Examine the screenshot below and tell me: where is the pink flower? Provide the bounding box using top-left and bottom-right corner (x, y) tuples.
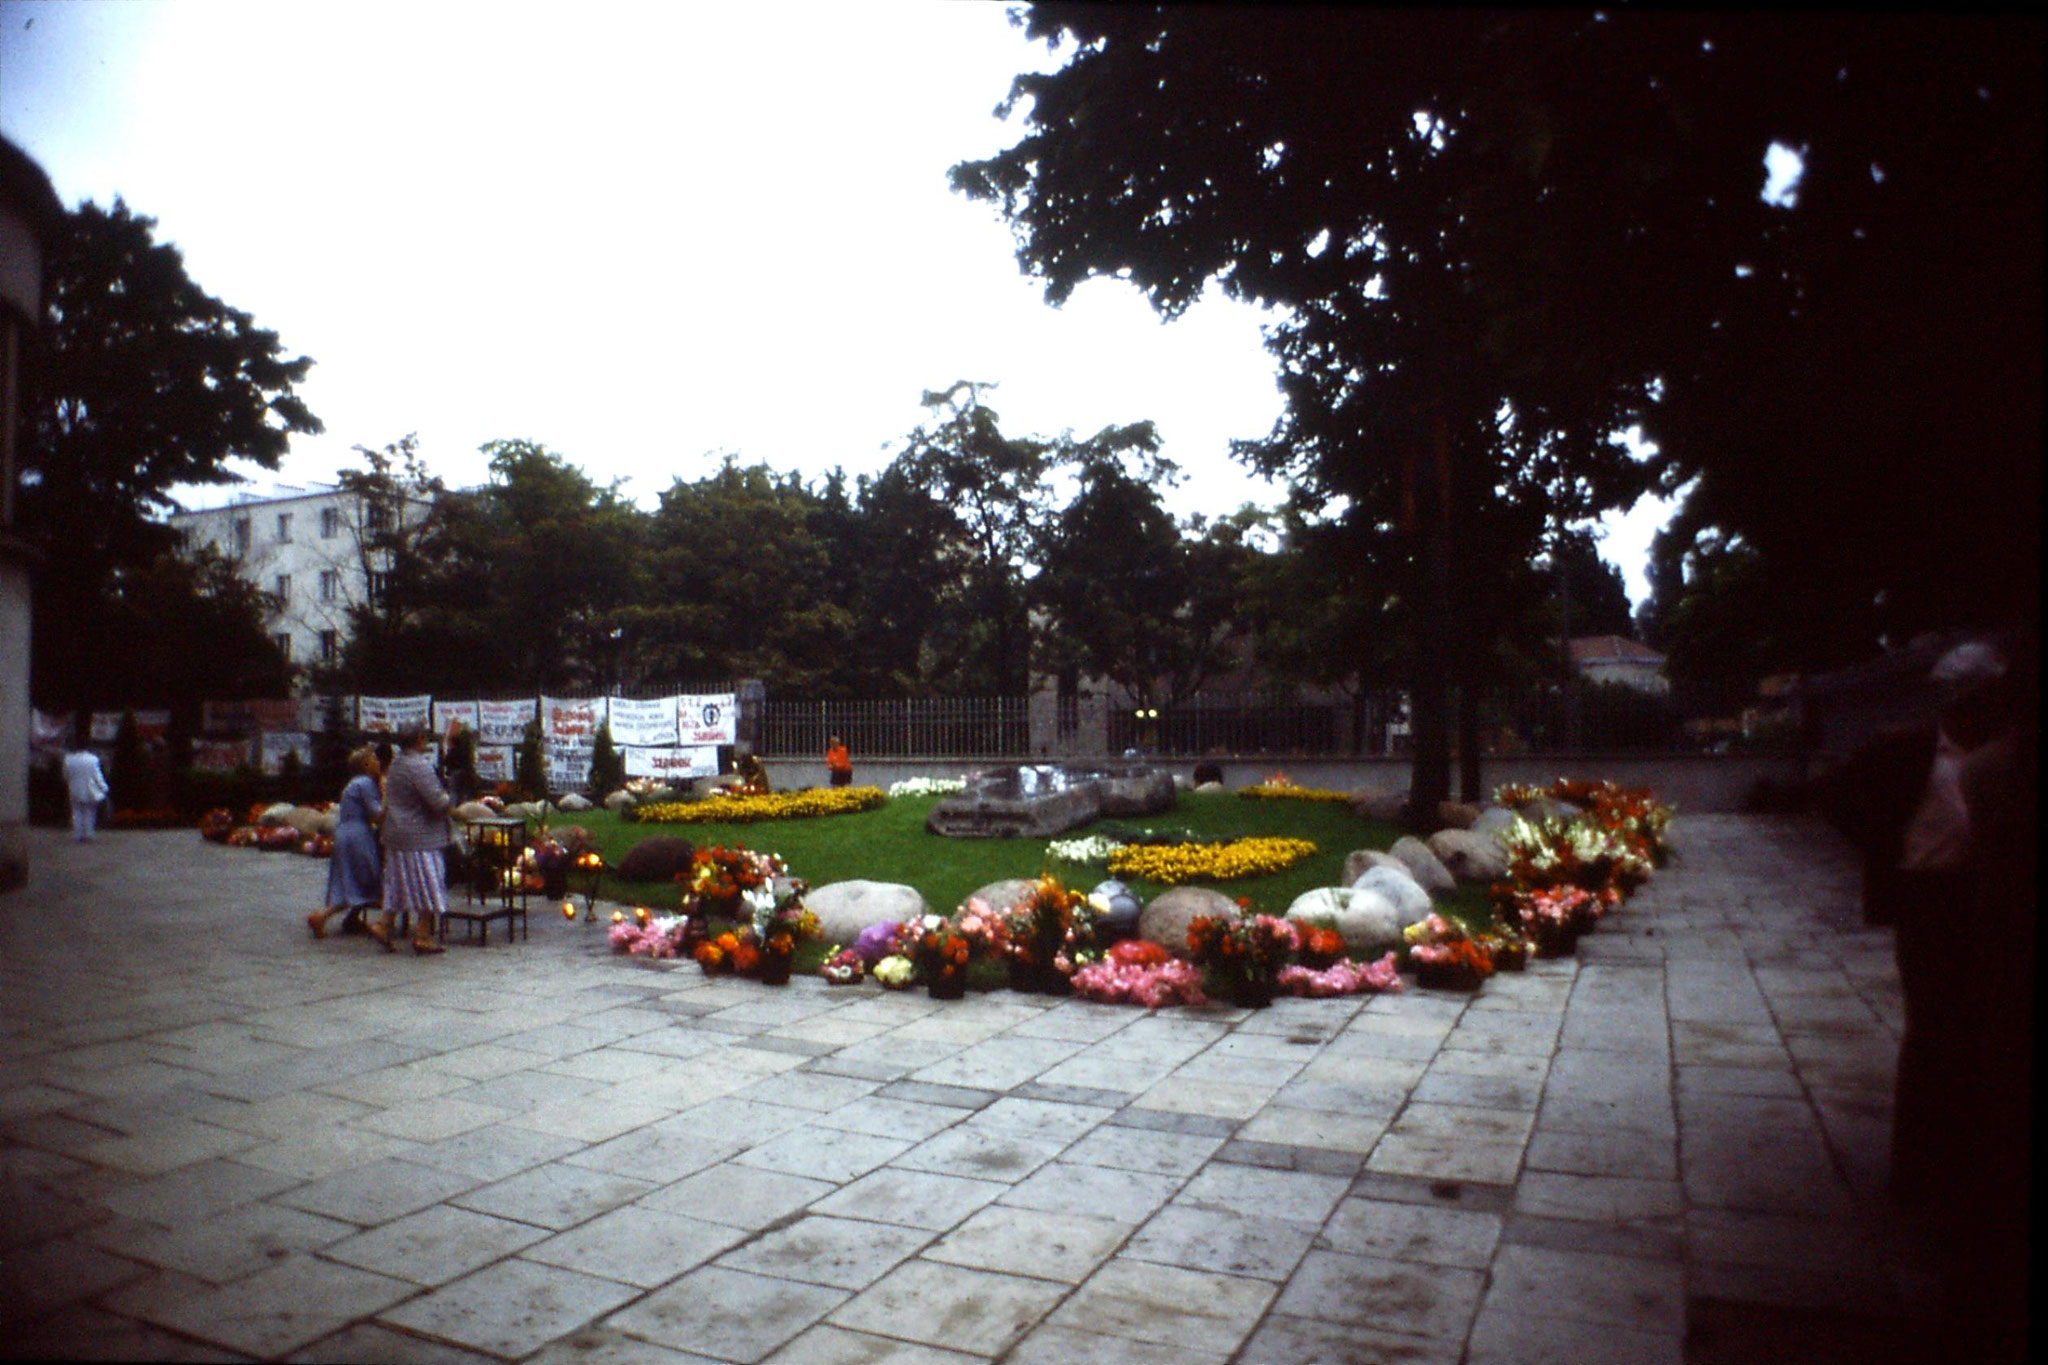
(1279, 952), (1404, 997)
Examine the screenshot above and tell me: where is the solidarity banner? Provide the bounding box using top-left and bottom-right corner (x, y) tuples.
(191, 738), (254, 773)
(476, 700), (532, 747)
(541, 697), (600, 746)
(677, 693), (737, 746)
(605, 696), (679, 747)
(473, 746), (514, 783)
(357, 695), (431, 735)
(259, 732), (313, 775)
(433, 700), (481, 743)
(545, 747), (592, 794)
(622, 745), (720, 781)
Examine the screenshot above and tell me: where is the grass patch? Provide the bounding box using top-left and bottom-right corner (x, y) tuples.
(538, 790), (1415, 920)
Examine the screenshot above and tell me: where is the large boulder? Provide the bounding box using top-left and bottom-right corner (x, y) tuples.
(1193, 781), (1226, 794)
(1138, 886), (1239, 959)
(1514, 795), (1584, 826)
(551, 825), (596, 857)
(617, 835), (696, 885)
(808, 880), (930, 948)
(1428, 829), (1510, 882)
(257, 802), (297, 827)
(966, 879), (1038, 916)
(1435, 801), (1482, 830)
(1348, 788), (1407, 823)
(556, 793), (595, 812)
(1387, 836), (1457, 894)
(1350, 864), (1433, 923)
(451, 800), (498, 825)
(602, 790), (636, 813)
(1340, 847), (1415, 885)
(1284, 885), (1407, 958)
(281, 806), (326, 837)
(1469, 805), (1519, 848)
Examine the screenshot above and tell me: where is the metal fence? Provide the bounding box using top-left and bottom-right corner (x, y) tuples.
(760, 697), (1031, 758)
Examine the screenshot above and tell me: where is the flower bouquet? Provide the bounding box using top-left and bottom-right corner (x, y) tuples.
(1498, 884), (1598, 957)
(999, 877), (1103, 994)
(1186, 904), (1299, 1008)
(909, 912), (974, 999)
(740, 873), (817, 986)
(1278, 952), (1404, 997)
(518, 836), (570, 896)
(1474, 926), (1531, 972)
(872, 954), (917, 990)
(611, 910), (689, 959)
(683, 845), (784, 919)
(256, 824), (302, 852)
(820, 946), (865, 985)
(1070, 940), (1208, 1008)
(198, 808), (236, 843)
(1294, 924), (1348, 971)
(1404, 913), (1495, 990)
(300, 833), (335, 859)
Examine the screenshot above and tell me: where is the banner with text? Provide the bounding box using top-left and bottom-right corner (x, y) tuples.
(433, 700), (481, 743)
(622, 745), (720, 781)
(677, 693), (737, 746)
(191, 738), (254, 773)
(476, 699), (533, 747)
(605, 696), (679, 747)
(357, 695), (432, 735)
(474, 746), (514, 783)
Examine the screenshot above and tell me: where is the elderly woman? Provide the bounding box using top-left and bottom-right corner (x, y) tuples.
(374, 726), (454, 954)
(307, 746), (382, 939)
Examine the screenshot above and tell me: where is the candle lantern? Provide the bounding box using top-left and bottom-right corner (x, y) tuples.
(569, 851), (607, 922)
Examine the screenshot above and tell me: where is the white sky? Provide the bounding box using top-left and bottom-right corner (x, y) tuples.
(1, 0), (1669, 606)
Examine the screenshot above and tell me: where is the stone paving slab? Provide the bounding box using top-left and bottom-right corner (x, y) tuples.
(0, 817), (1951, 1361)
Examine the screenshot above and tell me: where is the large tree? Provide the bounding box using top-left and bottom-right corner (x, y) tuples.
(20, 198), (321, 712)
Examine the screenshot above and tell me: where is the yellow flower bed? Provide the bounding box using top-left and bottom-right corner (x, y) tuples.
(1237, 783), (1351, 802)
(633, 786), (886, 825)
(1108, 836), (1318, 885)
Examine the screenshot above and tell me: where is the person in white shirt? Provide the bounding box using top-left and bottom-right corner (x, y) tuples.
(62, 748), (110, 843)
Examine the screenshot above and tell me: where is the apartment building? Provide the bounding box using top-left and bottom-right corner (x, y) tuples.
(167, 484), (425, 675)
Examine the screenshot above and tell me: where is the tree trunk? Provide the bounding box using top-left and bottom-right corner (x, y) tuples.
(1405, 419), (1454, 827)
(1457, 682), (1484, 802)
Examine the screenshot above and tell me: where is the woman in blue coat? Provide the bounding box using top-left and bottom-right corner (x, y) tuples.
(308, 747), (383, 938)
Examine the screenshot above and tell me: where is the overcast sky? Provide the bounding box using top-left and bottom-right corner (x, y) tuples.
(2, 0), (1672, 605)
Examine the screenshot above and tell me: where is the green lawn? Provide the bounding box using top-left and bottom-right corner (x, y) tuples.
(536, 789), (1494, 928)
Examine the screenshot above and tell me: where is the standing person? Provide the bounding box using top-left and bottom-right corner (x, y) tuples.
(62, 746), (109, 843)
(376, 726), (453, 955)
(825, 735), (852, 789)
(307, 747), (383, 940)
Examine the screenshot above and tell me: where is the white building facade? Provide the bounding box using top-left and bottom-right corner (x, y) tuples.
(167, 485), (425, 678)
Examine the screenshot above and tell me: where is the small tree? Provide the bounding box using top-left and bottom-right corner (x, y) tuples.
(588, 721), (626, 798)
(515, 718), (546, 800)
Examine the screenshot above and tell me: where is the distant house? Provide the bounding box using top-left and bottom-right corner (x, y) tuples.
(1567, 635), (1669, 694)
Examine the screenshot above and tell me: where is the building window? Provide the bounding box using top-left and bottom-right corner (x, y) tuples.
(364, 500), (390, 532)
(277, 511), (293, 543)
(320, 630), (339, 663)
(273, 632), (292, 662)
(232, 517), (251, 556)
(274, 574), (291, 604)
(367, 571), (390, 608)
(319, 570), (339, 602)
(321, 506), (341, 538)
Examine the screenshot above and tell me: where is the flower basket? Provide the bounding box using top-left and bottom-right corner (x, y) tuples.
(757, 943), (794, 986)
(1007, 960), (1072, 996)
(1415, 959), (1489, 991)
(927, 963), (968, 1000)
(1227, 976), (1277, 1009)
(1529, 922), (1579, 958)
(1186, 906), (1296, 1010)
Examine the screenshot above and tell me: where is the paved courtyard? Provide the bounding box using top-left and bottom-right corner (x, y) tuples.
(2, 815), (1946, 1363)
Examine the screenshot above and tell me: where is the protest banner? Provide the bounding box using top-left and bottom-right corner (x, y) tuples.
(433, 700), (481, 744)
(259, 732), (313, 775)
(477, 699), (533, 747)
(357, 695), (431, 735)
(622, 745), (720, 781)
(605, 696), (680, 747)
(677, 693), (737, 746)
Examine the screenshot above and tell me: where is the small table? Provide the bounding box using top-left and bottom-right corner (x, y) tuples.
(446, 816), (530, 945)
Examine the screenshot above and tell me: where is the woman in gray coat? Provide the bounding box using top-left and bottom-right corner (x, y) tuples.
(374, 727), (454, 954)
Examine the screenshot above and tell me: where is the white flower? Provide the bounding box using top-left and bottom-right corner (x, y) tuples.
(1048, 834), (1125, 863)
(888, 777), (967, 798)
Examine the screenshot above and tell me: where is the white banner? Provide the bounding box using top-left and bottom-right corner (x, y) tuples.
(477, 699), (533, 746)
(259, 731), (313, 775)
(30, 708), (72, 757)
(474, 745), (514, 783)
(623, 744), (720, 780)
(677, 693), (737, 746)
(541, 696), (600, 747)
(191, 738), (253, 773)
(605, 695), (679, 747)
(433, 700), (480, 743)
(89, 711), (125, 743)
(545, 745), (594, 794)
(358, 695), (431, 735)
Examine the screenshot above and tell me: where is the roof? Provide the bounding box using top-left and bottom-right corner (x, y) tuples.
(1567, 635), (1666, 666)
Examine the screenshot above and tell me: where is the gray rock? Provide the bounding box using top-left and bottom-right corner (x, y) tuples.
(257, 802), (297, 827)
(1348, 788), (1407, 823)
(1427, 828), (1510, 882)
(1193, 781), (1226, 794)
(556, 793), (595, 812)
(281, 806), (326, 837)
(1388, 836), (1457, 894)
(808, 880), (929, 948)
(1435, 801), (1482, 830)
(602, 790), (636, 813)
(1515, 795), (1584, 826)
(966, 879), (1038, 916)
(617, 836), (695, 885)
(1284, 886), (1405, 957)
(1350, 864), (1434, 923)
(1469, 805), (1519, 848)
(451, 800), (498, 825)
(1341, 848), (1415, 885)
(1139, 886), (1239, 959)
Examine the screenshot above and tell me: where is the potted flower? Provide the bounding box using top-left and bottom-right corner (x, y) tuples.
(998, 876), (1103, 994)
(741, 874), (817, 986)
(1404, 913), (1496, 990)
(684, 845), (783, 921)
(1474, 926), (1531, 972)
(910, 913), (973, 1000)
(1295, 923), (1348, 971)
(1185, 903), (1299, 1008)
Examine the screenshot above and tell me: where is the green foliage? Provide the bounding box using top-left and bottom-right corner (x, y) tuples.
(22, 198), (317, 710)
(588, 721), (626, 797)
(515, 718), (545, 800)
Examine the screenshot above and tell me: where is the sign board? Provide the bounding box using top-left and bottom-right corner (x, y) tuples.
(622, 745), (720, 781)
(544, 746), (593, 794)
(473, 745), (514, 783)
(677, 693), (737, 746)
(541, 697), (600, 746)
(477, 699), (532, 746)
(433, 700), (481, 743)
(191, 738), (254, 773)
(605, 696), (679, 747)
(357, 695), (431, 735)
(259, 731), (313, 775)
